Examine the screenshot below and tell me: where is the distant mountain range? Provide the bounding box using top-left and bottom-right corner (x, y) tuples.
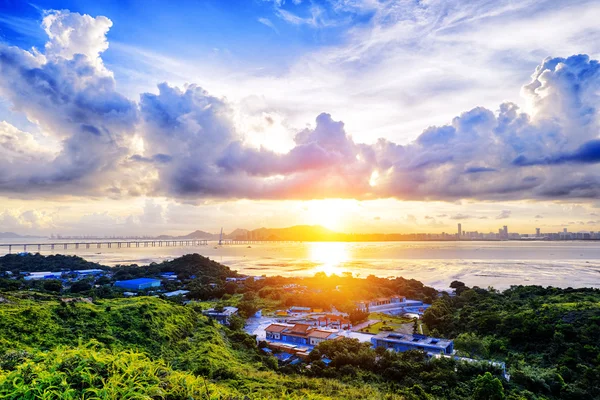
(154, 225), (338, 241)
(0, 232), (45, 239)
(3, 225), (457, 242)
(156, 230), (220, 240)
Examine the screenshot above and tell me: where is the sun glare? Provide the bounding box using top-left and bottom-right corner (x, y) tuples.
(305, 199), (358, 231)
(309, 242), (349, 276)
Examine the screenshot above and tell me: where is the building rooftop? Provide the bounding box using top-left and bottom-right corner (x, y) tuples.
(203, 306), (238, 316)
(265, 323), (291, 333)
(307, 330), (336, 339)
(115, 278), (161, 285)
(289, 324), (311, 334)
(74, 269), (104, 274)
(164, 290), (190, 297)
(374, 332), (453, 349)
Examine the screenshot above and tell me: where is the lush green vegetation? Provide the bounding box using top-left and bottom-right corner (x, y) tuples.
(306, 337), (505, 399)
(0, 294), (404, 399)
(0, 254), (598, 399)
(423, 283), (600, 399)
(0, 253), (108, 274)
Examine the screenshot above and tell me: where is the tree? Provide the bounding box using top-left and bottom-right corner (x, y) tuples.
(450, 280), (469, 295)
(454, 332), (488, 358)
(70, 281), (92, 293)
(348, 309), (369, 325)
(43, 280), (62, 293)
(473, 372), (505, 400)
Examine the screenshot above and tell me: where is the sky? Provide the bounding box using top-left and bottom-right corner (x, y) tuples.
(1, 0), (600, 236)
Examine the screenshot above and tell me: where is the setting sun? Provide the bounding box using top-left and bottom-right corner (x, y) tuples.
(305, 199), (359, 231)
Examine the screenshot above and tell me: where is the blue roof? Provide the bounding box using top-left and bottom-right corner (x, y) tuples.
(116, 278), (160, 285)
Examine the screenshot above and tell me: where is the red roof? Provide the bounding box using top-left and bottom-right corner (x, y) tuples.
(265, 324), (288, 333)
(289, 323), (311, 334)
(308, 330), (335, 339)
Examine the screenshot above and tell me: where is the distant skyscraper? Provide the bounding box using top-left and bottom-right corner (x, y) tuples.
(457, 223), (461, 238)
(563, 228), (568, 234)
(536, 228), (540, 236)
(503, 225), (508, 237)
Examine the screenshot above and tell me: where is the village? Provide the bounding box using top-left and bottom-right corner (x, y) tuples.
(12, 267), (455, 365)
(240, 295), (453, 365)
(2, 254), (509, 380)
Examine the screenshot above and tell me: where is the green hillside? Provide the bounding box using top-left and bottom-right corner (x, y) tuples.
(0, 294), (400, 399)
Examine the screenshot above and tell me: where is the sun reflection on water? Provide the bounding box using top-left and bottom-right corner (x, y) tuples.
(308, 242), (349, 276)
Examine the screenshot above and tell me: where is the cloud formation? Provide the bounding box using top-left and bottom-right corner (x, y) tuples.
(2, 10), (600, 204)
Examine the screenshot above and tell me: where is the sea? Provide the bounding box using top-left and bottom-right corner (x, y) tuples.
(1, 239), (600, 290)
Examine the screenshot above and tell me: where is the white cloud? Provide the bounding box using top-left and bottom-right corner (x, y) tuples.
(2, 4), (600, 208)
(42, 10), (113, 70)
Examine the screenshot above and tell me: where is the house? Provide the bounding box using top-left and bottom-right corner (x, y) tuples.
(226, 276), (249, 283)
(266, 342), (311, 360)
(24, 271), (63, 280)
(317, 314), (352, 329)
(115, 278), (161, 291)
(371, 332), (453, 355)
(307, 329), (337, 346)
(74, 269), (105, 276)
(160, 272), (177, 280)
(265, 323), (290, 340)
(288, 306), (312, 314)
(357, 296), (425, 312)
(266, 323), (337, 346)
(202, 306), (238, 325)
(281, 323), (312, 345)
(391, 295), (407, 303)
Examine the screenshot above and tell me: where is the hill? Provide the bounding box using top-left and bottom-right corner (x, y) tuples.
(0, 232), (44, 239)
(0, 295), (399, 399)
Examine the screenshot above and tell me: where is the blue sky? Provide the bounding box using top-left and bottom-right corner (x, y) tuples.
(1, 0), (600, 236)
(0, 0), (370, 75)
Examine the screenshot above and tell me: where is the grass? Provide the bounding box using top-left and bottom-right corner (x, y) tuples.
(358, 312), (414, 334)
(0, 292), (405, 399)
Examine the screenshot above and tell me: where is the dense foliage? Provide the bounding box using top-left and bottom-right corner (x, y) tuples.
(0, 254), (598, 399)
(0, 254), (108, 274)
(424, 284), (600, 399)
(0, 294), (401, 399)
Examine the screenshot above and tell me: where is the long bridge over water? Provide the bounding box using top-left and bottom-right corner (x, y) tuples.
(0, 239), (208, 254)
(0, 239), (304, 254)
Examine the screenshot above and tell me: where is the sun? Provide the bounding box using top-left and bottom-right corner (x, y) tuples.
(305, 199), (358, 231)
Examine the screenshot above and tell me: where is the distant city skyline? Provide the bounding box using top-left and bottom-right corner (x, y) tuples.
(1, 2), (600, 236)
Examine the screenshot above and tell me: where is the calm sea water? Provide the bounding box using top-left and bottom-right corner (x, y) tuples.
(1, 240), (600, 290)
